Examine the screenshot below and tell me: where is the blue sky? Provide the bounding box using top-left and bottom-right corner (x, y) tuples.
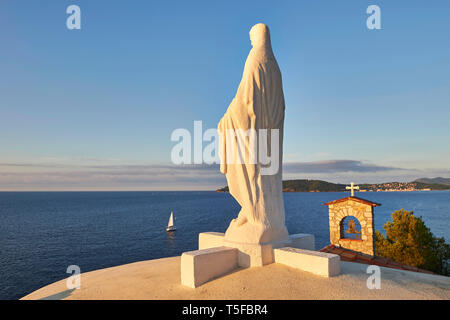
(1, 0), (449, 190)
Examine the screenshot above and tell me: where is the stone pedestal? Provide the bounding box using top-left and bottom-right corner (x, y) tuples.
(180, 232), (341, 287)
(198, 232), (315, 267)
(223, 238), (286, 267)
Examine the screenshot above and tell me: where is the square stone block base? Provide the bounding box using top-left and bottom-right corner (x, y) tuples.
(181, 232), (340, 288)
(199, 232), (315, 268)
(222, 239), (282, 267)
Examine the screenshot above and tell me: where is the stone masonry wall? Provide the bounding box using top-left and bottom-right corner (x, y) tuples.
(328, 200), (375, 256)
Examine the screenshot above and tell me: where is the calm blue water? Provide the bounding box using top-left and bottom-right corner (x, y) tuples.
(0, 191), (449, 300)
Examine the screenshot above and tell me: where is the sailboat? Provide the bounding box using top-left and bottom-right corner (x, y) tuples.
(166, 211), (176, 232)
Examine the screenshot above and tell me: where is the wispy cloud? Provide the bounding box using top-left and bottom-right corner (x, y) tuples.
(0, 159), (447, 191)
(0, 163), (224, 190)
(283, 160), (408, 174)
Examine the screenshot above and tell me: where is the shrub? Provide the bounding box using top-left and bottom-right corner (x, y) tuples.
(375, 209), (450, 275)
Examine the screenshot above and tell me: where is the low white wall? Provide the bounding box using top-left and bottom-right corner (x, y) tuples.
(274, 247), (340, 277)
(181, 246), (238, 288)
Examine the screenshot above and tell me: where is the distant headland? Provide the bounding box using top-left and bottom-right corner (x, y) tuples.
(216, 177), (450, 193)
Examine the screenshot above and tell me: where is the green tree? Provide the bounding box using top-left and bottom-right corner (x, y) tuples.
(375, 209), (450, 275)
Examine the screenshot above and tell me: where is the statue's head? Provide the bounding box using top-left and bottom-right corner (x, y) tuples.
(249, 23), (271, 48)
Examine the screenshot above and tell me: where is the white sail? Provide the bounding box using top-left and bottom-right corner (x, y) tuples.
(167, 212), (174, 228)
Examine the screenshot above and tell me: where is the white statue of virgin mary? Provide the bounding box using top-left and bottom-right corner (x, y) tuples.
(218, 23), (289, 244)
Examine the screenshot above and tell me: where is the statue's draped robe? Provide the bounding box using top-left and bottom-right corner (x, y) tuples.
(218, 29), (289, 244)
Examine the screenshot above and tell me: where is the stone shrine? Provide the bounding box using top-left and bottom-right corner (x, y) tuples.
(324, 195), (380, 256)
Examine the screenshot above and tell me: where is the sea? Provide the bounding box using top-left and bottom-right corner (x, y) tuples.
(0, 191), (449, 300)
